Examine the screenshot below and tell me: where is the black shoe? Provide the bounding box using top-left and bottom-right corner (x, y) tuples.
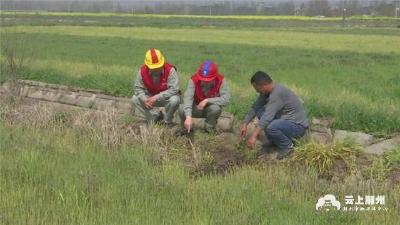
(156, 120), (175, 128)
(276, 148), (293, 160)
(261, 141), (277, 154)
(175, 128), (193, 137)
(154, 111), (164, 123)
(261, 146), (277, 154)
(204, 126), (217, 134)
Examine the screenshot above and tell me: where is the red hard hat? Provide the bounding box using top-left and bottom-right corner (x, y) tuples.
(196, 61), (218, 82)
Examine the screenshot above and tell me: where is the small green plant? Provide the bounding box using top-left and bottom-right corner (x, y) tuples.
(0, 27), (29, 79)
(53, 111), (68, 124)
(367, 157), (392, 181)
(384, 146), (400, 170)
(367, 146), (400, 181)
(201, 151), (215, 171)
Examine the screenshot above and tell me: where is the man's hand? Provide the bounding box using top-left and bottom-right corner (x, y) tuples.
(246, 136), (257, 149)
(240, 123), (248, 139)
(144, 96), (157, 109)
(246, 126), (262, 149)
(184, 116), (193, 133)
(196, 99), (208, 110)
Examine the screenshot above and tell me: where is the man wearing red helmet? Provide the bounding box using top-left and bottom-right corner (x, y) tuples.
(179, 61), (230, 133)
(132, 48), (180, 125)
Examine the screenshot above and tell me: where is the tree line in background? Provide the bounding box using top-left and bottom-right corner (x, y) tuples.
(1, 0), (400, 17)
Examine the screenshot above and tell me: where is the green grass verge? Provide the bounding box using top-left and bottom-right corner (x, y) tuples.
(1, 123), (399, 225)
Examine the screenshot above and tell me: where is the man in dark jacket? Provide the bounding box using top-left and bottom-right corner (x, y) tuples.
(240, 71), (309, 159)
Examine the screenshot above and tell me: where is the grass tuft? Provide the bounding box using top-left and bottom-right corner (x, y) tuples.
(292, 139), (363, 177)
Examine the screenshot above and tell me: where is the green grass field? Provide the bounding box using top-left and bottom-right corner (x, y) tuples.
(1, 121), (399, 225)
(1, 13), (400, 224)
(1, 15), (400, 134)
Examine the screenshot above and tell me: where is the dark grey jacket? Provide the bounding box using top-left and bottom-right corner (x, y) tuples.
(244, 83), (309, 129)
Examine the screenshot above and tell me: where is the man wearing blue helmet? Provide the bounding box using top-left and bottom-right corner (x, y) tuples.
(179, 61), (230, 134)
